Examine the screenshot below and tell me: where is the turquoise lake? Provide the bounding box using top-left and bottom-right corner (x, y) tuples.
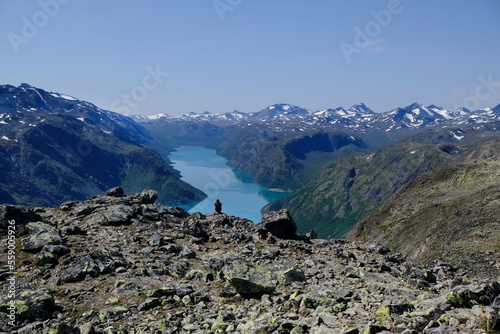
(169, 146), (289, 223)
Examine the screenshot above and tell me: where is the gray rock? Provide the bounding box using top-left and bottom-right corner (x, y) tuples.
(42, 244), (70, 256)
(159, 243), (183, 254)
(34, 251), (58, 266)
(179, 245), (196, 259)
(21, 222), (62, 252)
(206, 213), (232, 226)
(34, 245), (70, 266)
(147, 286), (176, 298)
(138, 298), (161, 311)
(0, 205), (43, 235)
(79, 322), (97, 334)
(280, 267), (307, 285)
(86, 204), (135, 226)
(259, 209), (297, 239)
(377, 245), (391, 255)
(63, 224), (88, 236)
(0, 289), (56, 321)
(106, 186), (125, 197)
(139, 189), (158, 204)
(222, 259), (277, 296)
(182, 217), (209, 240)
(59, 249), (128, 282)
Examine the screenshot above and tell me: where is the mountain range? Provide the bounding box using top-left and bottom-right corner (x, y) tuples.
(134, 101), (499, 136)
(136, 99), (499, 199)
(1, 83), (499, 244)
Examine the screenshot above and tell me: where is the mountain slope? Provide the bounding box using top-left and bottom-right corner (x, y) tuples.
(264, 139), (457, 238)
(0, 84), (205, 206)
(219, 129), (369, 190)
(348, 140), (500, 279)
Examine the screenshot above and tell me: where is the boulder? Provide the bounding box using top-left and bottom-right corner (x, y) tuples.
(280, 267), (307, 285)
(0, 205), (44, 235)
(59, 249), (128, 283)
(205, 212), (231, 226)
(21, 222), (63, 252)
(259, 209), (297, 239)
(0, 289), (56, 321)
(85, 204), (135, 226)
(182, 217), (209, 240)
(34, 245), (70, 266)
(222, 259), (276, 296)
(139, 189), (158, 204)
(106, 186), (125, 197)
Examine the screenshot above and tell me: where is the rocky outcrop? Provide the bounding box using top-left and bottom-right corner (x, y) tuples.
(0, 205), (43, 235)
(259, 209), (297, 239)
(21, 222), (63, 252)
(0, 189), (499, 333)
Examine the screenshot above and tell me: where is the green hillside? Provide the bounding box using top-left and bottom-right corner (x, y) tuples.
(348, 140), (500, 279)
(264, 139), (456, 238)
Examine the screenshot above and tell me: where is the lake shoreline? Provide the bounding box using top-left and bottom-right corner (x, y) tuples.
(169, 146), (289, 223)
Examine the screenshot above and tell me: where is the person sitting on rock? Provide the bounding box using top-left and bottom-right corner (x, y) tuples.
(214, 199), (222, 214)
(307, 228), (317, 240)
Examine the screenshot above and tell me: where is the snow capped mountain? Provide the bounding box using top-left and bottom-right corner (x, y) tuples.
(0, 84), (148, 145)
(252, 104), (310, 119)
(348, 103), (375, 115)
(135, 101), (499, 135)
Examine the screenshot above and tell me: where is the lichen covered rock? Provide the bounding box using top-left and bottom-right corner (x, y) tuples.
(222, 259), (277, 296)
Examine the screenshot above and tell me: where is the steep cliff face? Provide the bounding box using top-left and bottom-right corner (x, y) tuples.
(348, 141), (500, 279)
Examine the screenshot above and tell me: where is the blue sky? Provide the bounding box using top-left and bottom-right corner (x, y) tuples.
(1, 0), (500, 116)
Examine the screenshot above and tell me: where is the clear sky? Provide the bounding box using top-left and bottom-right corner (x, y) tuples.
(1, 0), (500, 116)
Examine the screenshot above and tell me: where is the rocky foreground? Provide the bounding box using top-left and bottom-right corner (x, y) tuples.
(1, 188), (499, 333)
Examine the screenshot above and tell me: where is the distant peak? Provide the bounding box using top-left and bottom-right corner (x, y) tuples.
(146, 113), (169, 120)
(408, 102), (423, 109)
(262, 103), (309, 114)
(20, 83), (34, 89)
(349, 103), (375, 114)
(456, 106), (471, 113)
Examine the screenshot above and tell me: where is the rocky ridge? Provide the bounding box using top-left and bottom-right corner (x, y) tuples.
(1, 188), (499, 333)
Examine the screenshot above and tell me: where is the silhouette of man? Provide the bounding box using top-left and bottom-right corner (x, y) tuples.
(214, 199), (222, 214)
